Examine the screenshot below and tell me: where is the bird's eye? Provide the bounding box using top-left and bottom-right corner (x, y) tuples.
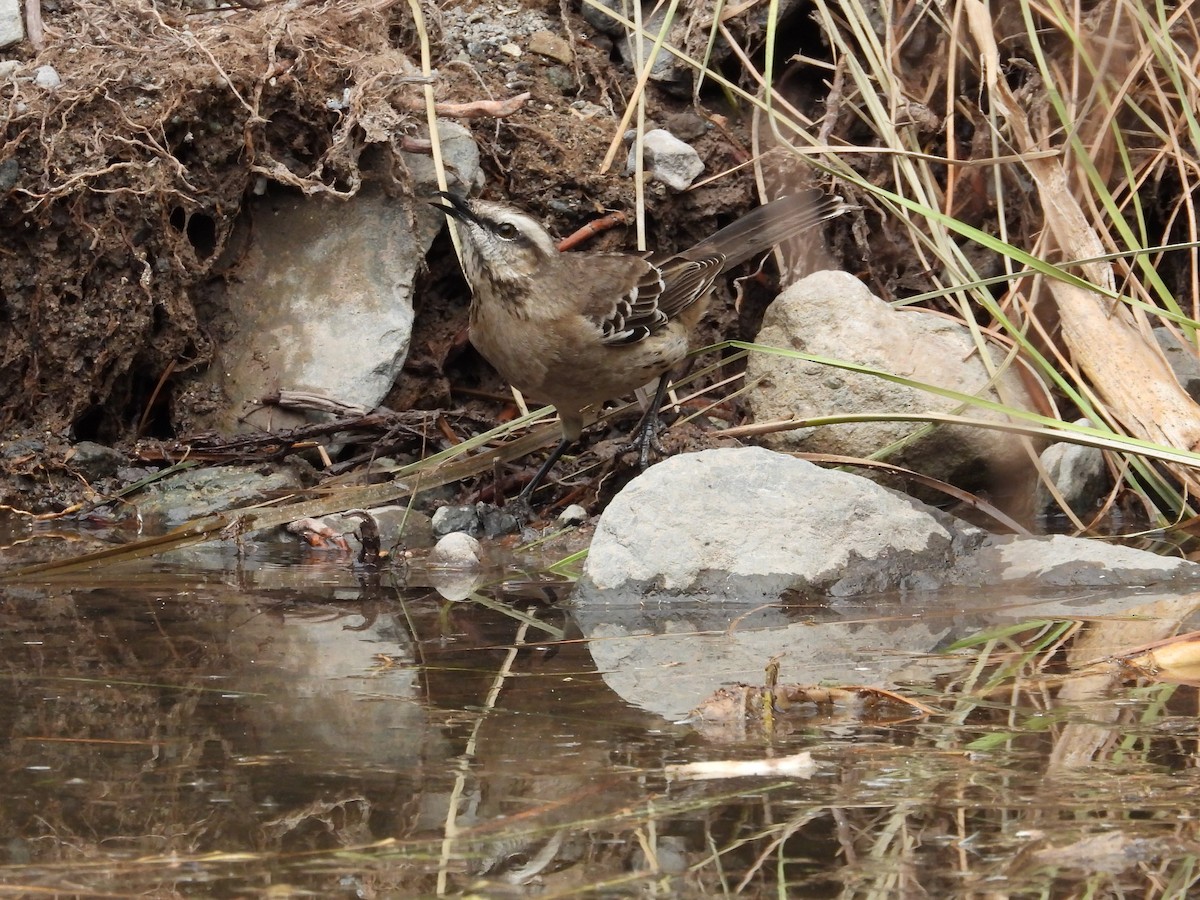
(495, 222), (518, 239)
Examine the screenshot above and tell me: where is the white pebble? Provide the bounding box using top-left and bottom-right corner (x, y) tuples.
(34, 65), (61, 90)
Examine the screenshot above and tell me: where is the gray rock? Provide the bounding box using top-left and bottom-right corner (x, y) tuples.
(579, 447), (965, 602)
(1034, 421), (1109, 520)
(428, 531), (484, 568)
(33, 65), (59, 90)
(1154, 326), (1200, 402)
(545, 66), (577, 94)
(617, 6), (690, 94)
(580, 0), (627, 36)
(423, 532), (487, 600)
(188, 120), (481, 436)
(68, 441), (126, 479)
(0, 0), (22, 49)
(199, 183), (420, 434)
(966, 533), (1190, 588)
(2, 436), (43, 457)
(432, 505), (481, 536)
(576, 446), (1197, 605)
(135, 465), (304, 527)
(571, 446), (1200, 720)
(569, 99), (609, 119)
(746, 270), (1039, 493)
(625, 129), (703, 191)
(477, 502), (521, 539)
(558, 503), (588, 525)
(0, 156), (18, 192)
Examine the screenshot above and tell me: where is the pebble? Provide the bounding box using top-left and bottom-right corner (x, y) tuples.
(67, 441), (126, 479)
(0, 157), (18, 192)
(545, 66), (577, 93)
(428, 531), (484, 569)
(558, 504), (588, 526)
(478, 503), (521, 538)
(569, 99), (608, 119)
(33, 65), (60, 90)
(626, 128), (704, 191)
(432, 504), (480, 536)
(664, 110), (708, 141)
(581, 0), (625, 36)
(528, 30), (573, 64)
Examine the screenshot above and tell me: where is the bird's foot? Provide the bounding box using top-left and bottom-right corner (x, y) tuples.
(618, 411), (668, 471)
(485, 500), (530, 536)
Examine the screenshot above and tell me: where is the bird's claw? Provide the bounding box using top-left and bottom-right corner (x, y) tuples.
(618, 412), (667, 471)
(503, 494), (536, 527)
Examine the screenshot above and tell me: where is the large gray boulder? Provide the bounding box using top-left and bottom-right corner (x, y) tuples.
(184, 120), (481, 435)
(0, 0), (22, 49)
(576, 447), (1194, 605)
(746, 270), (1040, 493)
(581, 446), (969, 602)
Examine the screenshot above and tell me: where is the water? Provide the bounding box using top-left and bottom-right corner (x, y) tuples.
(1, 530), (1198, 897)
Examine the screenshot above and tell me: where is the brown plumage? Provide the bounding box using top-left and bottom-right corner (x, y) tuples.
(433, 189), (848, 502)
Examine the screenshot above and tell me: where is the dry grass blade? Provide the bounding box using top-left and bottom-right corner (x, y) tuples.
(966, 3), (1200, 477)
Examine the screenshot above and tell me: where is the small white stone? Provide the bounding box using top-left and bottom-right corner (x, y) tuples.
(499, 42), (522, 58)
(558, 504), (588, 525)
(428, 531), (484, 569)
(33, 65), (60, 90)
(625, 128), (703, 191)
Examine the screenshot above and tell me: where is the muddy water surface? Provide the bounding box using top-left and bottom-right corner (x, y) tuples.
(1, 527), (1198, 897)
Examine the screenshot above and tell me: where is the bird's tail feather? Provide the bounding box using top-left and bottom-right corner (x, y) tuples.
(687, 188), (849, 270)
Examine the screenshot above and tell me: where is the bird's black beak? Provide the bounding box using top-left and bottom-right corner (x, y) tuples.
(430, 190), (478, 225)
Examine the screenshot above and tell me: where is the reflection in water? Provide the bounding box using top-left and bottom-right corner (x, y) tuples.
(0, 544), (1198, 895)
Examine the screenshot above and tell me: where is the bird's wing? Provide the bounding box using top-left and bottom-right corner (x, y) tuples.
(572, 252), (724, 346)
(651, 252), (724, 320)
(573, 255), (669, 346)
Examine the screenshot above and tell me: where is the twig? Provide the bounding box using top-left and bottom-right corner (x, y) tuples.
(557, 210), (628, 250)
(394, 92), (531, 119)
(437, 616), (534, 894)
(24, 0), (43, 50)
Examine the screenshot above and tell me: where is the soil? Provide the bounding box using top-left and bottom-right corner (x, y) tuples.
(0, 0), (848, 513)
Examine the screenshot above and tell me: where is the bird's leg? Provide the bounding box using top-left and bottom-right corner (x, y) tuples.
(624, 375), (671, 471)
(516, 436), (574, 505)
